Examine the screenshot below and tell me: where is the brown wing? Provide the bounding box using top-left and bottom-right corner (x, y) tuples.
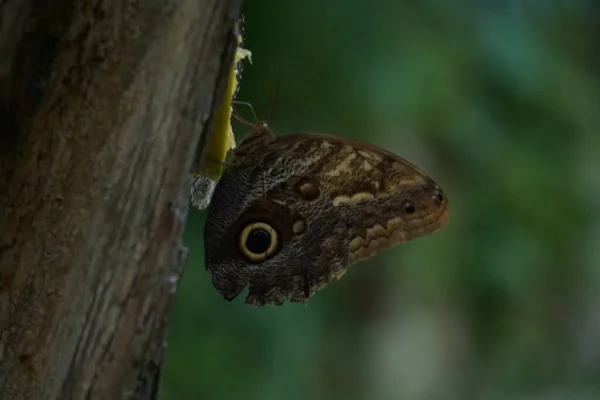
(266, 132), (450, 264)
(207, 127), (449, 306)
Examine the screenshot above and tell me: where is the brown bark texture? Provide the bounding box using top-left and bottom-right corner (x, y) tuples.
(0, 0), (243, 398)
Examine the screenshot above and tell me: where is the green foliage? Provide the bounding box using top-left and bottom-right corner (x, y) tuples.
(162, 1), (600, 399)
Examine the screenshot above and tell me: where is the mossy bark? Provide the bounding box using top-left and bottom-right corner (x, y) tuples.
(0, 0), (242, 398)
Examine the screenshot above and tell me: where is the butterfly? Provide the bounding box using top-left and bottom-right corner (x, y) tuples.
(202, 121), (449, 306)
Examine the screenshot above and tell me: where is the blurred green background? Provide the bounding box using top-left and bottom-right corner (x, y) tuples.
(161, 1), (600, 399)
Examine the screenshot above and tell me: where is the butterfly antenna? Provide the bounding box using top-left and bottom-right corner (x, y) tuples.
(268, 64), (279, 127)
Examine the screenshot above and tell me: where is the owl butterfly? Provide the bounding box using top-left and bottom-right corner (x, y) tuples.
(204, 122), (449, 306)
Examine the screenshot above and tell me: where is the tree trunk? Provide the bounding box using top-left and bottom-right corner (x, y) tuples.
(0, 0), (243, 398)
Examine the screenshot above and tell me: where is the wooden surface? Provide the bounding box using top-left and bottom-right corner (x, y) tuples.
(0, 0), (243, 398)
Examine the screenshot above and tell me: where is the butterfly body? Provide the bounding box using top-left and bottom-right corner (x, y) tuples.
(204, 123), (449, 306)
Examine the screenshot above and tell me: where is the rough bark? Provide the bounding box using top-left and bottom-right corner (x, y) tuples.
(0, 0), (243, 399)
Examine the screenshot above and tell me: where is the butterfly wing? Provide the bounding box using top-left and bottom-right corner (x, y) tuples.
(204, 130), (449, 306)
(268, 133), (449, 262)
